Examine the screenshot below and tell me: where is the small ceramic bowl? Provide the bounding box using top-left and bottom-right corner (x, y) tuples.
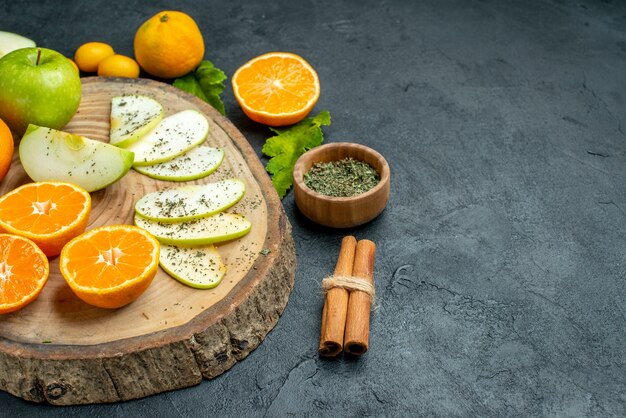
(293, 142), (390, 228)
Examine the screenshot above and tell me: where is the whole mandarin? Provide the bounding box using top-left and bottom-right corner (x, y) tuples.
(97, 54), (140, 78)
(74, 42), (115, 72)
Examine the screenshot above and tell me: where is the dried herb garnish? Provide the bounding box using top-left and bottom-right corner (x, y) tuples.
(304, 157), (379, 197)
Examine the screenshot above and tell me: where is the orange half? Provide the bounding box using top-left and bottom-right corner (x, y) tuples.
(0, 181), (91, 256)
(60, 225), (160, 309)
(232, 52), (320, 126)
(0, 234), (49, 314)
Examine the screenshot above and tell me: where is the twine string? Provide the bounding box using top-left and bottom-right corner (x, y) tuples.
(322, 275), (375, 302)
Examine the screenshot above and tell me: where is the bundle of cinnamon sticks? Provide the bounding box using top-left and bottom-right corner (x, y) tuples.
(319, 236), (376, 357)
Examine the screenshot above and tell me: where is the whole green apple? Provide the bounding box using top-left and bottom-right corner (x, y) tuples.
(0, 47), (81, 137)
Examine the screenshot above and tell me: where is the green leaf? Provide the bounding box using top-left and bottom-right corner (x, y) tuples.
(173, 73), (209, 101)
(173, 60), (227, 115)
(261, 111), (331, 198)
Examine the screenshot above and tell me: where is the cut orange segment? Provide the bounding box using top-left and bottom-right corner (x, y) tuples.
(0, 234), (49, 314)
(60, 225), (160, 309)
(232, 52), (320, 126)
(0, 181), (91, 256)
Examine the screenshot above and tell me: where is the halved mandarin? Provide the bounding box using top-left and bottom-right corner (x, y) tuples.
(0, 181), (91, 256)
(232, 52), (320, 126)
(0, 234), (49, 314)
(60, 225), (160, 309)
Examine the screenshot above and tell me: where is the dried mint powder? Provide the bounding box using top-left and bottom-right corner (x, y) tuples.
(304, 157), (380, 197)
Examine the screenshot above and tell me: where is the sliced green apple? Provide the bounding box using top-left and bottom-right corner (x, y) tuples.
(110, 95), (164, 147)
(0, 31), (35, 58)
(133, 146), (224, 181)
(159, 244), (226, 289)
(135, 178), (245, 222)
(19, 124), (134, 192)
(125, 109), (209, 166)
(134, 212), (252, 246)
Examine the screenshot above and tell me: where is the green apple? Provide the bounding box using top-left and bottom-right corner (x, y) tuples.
(134, 212), (252, 246)
(159, 244), (226, 289)
(125, 109), (209, 166)
(0, 31), (36, 58)
(110, 95), (164, 147)
(133, 146), (224, 181)
(135, 178), (245, 222)
(19, 124), (134, 192)
(0, 47), (81, 137)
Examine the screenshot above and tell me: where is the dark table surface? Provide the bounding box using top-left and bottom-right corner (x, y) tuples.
(2, 0), (625, 416)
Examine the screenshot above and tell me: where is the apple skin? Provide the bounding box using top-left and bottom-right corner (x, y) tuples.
(0, 47), (81, 137)
(19, 124), (135, 192)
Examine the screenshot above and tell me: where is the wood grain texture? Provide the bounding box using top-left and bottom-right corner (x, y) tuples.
(0, 77), (295, 405)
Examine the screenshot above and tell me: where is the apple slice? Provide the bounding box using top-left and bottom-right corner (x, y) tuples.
(125, 109), (209, 166)
(109, 95), (164, 147)
(135, 178), (245, 222)
(159, 244), (226, 289)
(134, 212), (252, 246)
(133, 146), (224, 181)
(0, 31), (35, 58)
(19, 124), (134, 192)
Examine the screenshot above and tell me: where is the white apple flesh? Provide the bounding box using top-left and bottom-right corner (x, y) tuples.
(0, 31), (35, 58)
(0, 47), (81, 137)
(134, 178), (246, 222)
(133, 146), (224, 181)
(134, 212), (252, 246)
(159, 244), (226, 289)
(19, 125), (134, 192)
(124, 109), (209, 166)
(109, 95), (164, 147)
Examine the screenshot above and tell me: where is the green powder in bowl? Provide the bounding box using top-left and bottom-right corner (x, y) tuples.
(303, 157), (380, 197)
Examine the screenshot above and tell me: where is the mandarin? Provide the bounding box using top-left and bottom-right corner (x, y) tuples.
(0, 118), (13, 182)
(0, 181), (91, 256)
(232, 52), (320, 126)
(97, 54), (140, 78)
(67, 57), (79, 74)
(0, 234), (49, 314)
(134, 10), (204, 79)
(74, 42), (115, 73)
(60, 225), (160, 309)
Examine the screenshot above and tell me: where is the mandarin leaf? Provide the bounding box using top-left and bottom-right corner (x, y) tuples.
(261, 111), (331, 198)
(173, 73), (209, 102)
(173, 60), (226, 115)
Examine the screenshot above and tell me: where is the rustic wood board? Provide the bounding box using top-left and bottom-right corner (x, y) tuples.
(0, 77), (295, 405)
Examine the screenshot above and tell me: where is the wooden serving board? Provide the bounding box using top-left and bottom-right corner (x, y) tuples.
(0, 78), (295, 405)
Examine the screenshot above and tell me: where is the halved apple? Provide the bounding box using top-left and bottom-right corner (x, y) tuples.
(135, 178), (245, 222)
(159, 244), (226, 289)
(19, 124), (134, 192)
(109, 95), (164, 147)
(134, 212), (252, 246)
(133, 146), (224, 181)
(0, 31), (35, 58)
(125, 109), (209, 166)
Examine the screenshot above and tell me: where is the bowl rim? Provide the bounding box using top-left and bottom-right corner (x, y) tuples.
(293, 142), (390, 203)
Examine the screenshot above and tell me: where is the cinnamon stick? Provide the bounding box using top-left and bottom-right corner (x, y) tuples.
(343, 239), (376, 356)
(319, 236), (357, 356)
